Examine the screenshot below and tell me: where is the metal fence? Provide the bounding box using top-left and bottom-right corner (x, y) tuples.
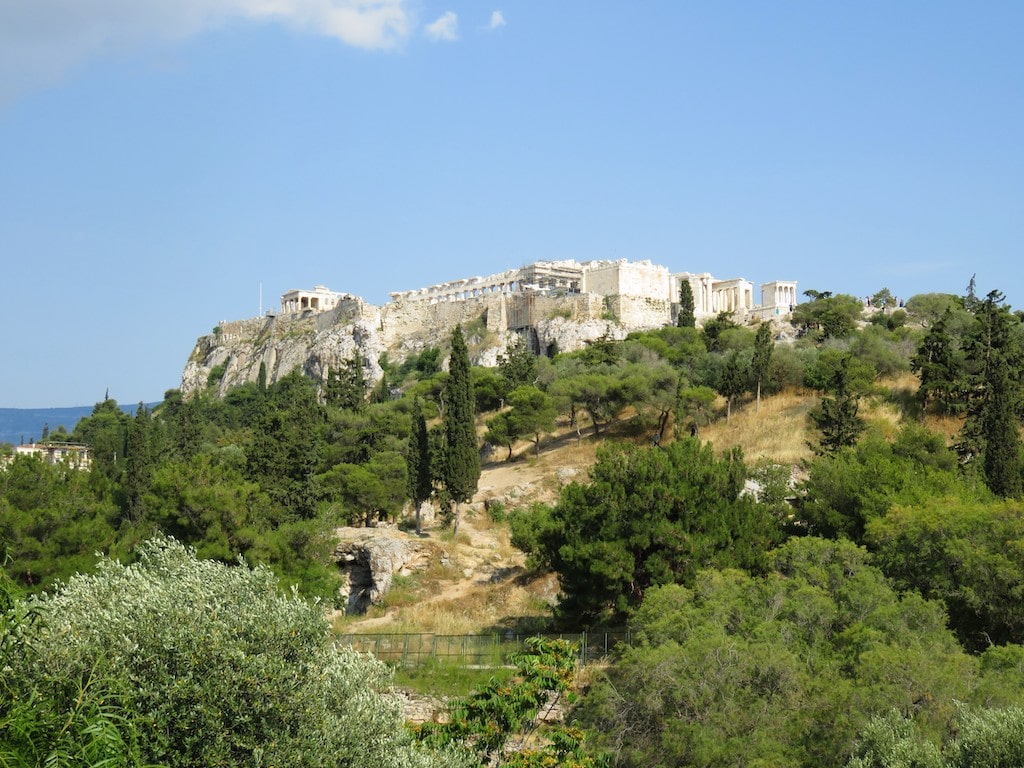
(335, 629), (631, 667)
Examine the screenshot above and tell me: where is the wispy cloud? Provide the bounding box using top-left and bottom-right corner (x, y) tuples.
(489, 10), (506, 30)
(0, 0), (412, 105)
(242, 0), (410, 49)
(425, 11), (458, 42)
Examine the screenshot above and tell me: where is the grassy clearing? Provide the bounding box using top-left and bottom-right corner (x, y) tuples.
(392, 658), (515, 697)
(701, 389), (816, 465)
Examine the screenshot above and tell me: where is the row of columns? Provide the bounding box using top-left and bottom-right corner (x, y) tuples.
(393, 280), (523, 304)
(763, 282), (798, 309)
(712, 284), (755, 313)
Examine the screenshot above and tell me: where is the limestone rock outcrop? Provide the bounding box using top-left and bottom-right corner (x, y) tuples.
(180, 293), (640, 398)
(331, 527), (433, 615)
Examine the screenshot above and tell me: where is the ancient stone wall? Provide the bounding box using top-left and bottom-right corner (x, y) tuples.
(608, 295), (674, 328)
(584, 260), (672, 300)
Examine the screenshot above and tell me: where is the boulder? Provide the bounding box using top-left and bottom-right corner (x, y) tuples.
(332, 527), (431, 615)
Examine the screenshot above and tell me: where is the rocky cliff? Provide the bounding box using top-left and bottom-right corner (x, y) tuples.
(180, 290), (668, 397)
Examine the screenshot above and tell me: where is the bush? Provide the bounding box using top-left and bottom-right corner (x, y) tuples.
(4, 536), (467, 768)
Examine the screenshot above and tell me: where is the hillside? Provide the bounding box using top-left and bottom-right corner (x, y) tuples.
(336, 386), (824, 636)
(335, 370), (958, 638)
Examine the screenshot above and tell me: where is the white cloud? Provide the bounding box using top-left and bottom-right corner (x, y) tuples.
(489, 10), (506, 29)
(240, 0), (410, 50)
(0, 0), (412, 105)
(425, 11), (458, 42)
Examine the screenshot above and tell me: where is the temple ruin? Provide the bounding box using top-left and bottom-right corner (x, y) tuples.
(280, 285), (352, 314)
(379, 259), (796, 322)
(275, 259), (797, 332)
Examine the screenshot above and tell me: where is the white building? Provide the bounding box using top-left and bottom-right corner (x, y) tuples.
(280, 285), (347, 315)
(10, 442), (92, 470)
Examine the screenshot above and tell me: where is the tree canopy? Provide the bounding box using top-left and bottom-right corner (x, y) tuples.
(514, 439), (779, 624)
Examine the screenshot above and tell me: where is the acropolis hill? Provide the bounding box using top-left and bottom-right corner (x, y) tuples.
(181, 259), (798, 398)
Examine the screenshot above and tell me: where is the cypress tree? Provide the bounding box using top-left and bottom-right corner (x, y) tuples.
(982, 355), (1023, 497)
(325, 353), (366, 411)
(959, 290), (1024, 496)
(751, 322), (773, 412)
(442, 325), (480, 532)
(677, 279), (696, 328)
(407, 402), (432, 535)
(717, 350), (746, 422)
(122, 404), (153, 522)
(911, 308), (966, 415)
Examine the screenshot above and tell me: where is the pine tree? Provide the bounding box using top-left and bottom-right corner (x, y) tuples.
(442, 325), (480, 533)
(407, 402), (432, 535)
(809, 355), (865, 454)
(677, 278), (696, 328)
(497, 336), (538, 392)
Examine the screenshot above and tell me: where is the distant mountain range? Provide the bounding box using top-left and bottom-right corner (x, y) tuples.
(0, 404), (154, 446)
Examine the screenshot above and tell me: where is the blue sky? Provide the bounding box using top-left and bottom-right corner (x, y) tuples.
(2, 2), (1022, 408)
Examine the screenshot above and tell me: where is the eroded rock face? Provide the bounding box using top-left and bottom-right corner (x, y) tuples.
(332, 527), (431, 615)
(179, 291), (667, 399)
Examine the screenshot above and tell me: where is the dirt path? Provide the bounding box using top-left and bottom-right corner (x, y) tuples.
(333, 424), (612, 635)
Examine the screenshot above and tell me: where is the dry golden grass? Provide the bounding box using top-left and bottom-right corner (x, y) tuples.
(377, 576), (556, 635)
(701, 389), (816, 464)
(699, 375), (943, 462)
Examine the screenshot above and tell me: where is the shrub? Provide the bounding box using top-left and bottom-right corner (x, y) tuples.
(6, 536), (467, 768)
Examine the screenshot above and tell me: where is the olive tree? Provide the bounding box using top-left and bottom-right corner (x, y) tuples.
(5, 536), (467, 768)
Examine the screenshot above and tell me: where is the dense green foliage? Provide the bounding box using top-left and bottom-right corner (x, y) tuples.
(847, 705), (1024, 768)
(796, 425), (980, 540)
(1, 536), (465, 768)
(578, 537), (1024, 768)
(513, 439), (780, 624)
(867, 498), (1024, 650)
(792, 292), (863, 340)
(418, 637), (599, 767)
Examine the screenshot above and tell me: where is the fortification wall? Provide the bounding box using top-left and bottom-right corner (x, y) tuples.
(214, 317), (268, 343)
(380, 295), (505, 352)
(608, 295), (673, 328)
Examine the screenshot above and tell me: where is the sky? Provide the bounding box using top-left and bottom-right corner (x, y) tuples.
(2, 2), (1023, 408)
